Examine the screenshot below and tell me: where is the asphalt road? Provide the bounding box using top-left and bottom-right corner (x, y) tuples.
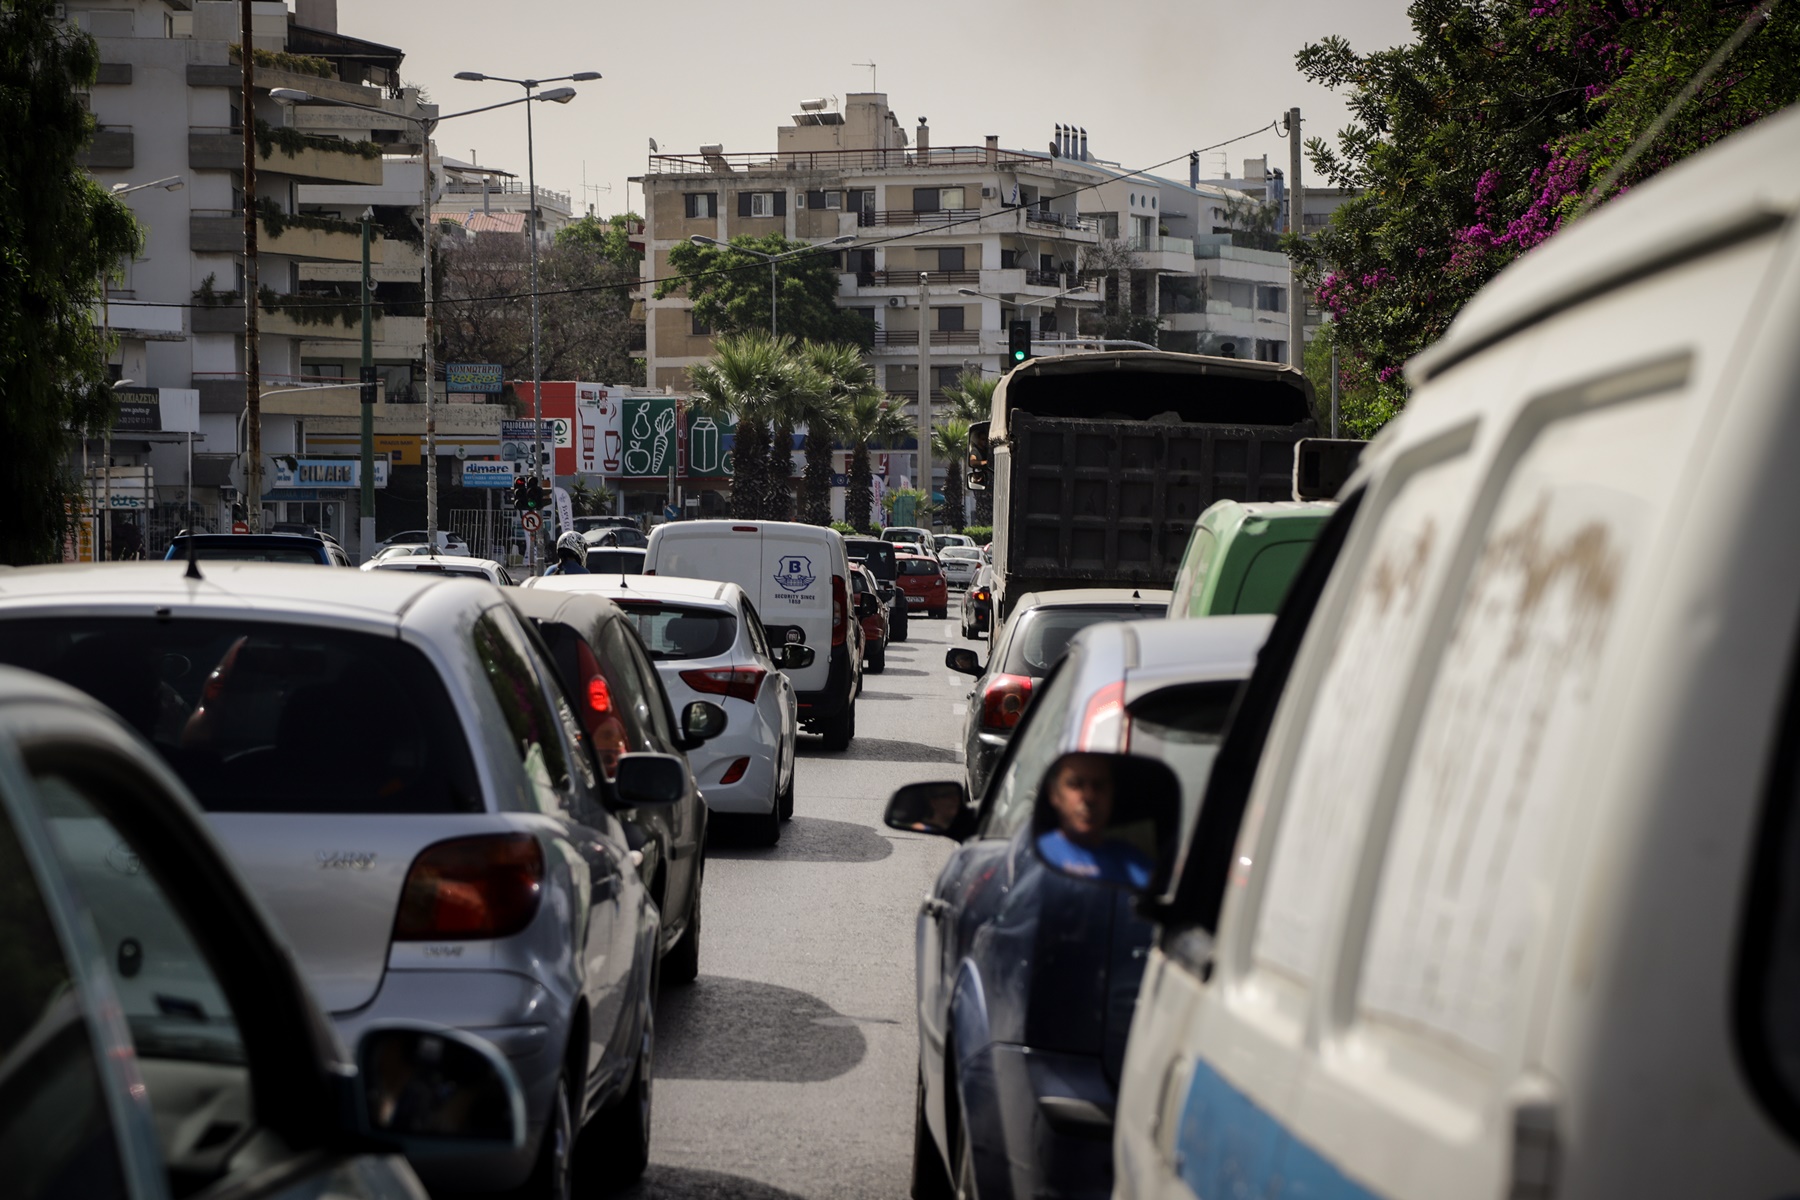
(620, 598), (983, 1199)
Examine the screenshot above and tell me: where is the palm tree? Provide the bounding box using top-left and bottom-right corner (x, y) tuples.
(841, 393), (912, 534)
(797, 342), (880, 526)
(759, 334), (811, 520)
(941, 370), (998, 526)
(689, 332), (787, 519)
(931, 418), (971, 532)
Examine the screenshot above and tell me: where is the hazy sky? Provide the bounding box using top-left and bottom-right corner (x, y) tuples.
(346, 1), (1418, 215)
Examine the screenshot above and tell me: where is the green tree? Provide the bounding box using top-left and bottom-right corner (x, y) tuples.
(759, 338), (819, 522)
(656, 234), (873, 346)
(940, 370), (997, 525)
(555, 211), (644, 275)
(1295, 0), (1800, 429)
(797, 342), (880, 527)
(931, 419), (971, 532)
(1, 4), (142, 564)
(688, 332), (789, 519)
(841, 393), (912, 534)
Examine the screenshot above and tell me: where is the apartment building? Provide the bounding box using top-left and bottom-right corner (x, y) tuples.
(432, 157), (575, 240)
(71, 0), (438, 552)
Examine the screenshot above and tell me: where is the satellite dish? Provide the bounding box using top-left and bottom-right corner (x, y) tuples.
(1048, 141), (1060, 158)
(648, 137), (659, 152)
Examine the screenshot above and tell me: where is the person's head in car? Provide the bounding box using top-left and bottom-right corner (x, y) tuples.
(1046, 753), (1115, 848)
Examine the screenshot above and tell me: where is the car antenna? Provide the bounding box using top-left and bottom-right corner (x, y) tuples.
(184, 530), (203, 581)
(1132, 588), (1140, 598)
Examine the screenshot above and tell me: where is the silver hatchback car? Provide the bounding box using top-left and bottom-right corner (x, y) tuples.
(0, 563), (688, 1196)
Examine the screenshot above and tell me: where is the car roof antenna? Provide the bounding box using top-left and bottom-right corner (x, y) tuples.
(184, 530), (203, 581)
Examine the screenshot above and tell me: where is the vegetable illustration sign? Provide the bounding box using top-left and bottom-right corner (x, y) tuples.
(622, 397), (678, 477)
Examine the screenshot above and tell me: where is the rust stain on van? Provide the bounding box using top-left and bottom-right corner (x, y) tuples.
(1464, 497), (1621, 661)
(1367, 519), (1436, 616)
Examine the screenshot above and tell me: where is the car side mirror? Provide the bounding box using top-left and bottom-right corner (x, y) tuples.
(681, 700), (727, 744)
(780, 643), (816, 671)
(884, 780), (973, 841)
(610, 752), (688, 809)
(945, 647), (983, 677)
(1029, 752), (1182, 897)
(355, 1023), (525, 1157)
(857, 594), (879, 618)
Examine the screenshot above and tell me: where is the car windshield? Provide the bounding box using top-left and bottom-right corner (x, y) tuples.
(899, 560), (940, 577)
(616, 602), (737, 660)
(174, 545), (323, 564)
(0, 617), (483, 814)
(1002, 605), (1166, 676)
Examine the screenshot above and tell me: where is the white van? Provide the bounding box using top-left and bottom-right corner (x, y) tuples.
(1081, 108), (1800, 1198)
(645, 520), (861, 749)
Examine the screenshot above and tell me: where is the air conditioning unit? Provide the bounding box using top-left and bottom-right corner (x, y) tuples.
(886, 296), (904, 308)
(981, 187), (995, 199)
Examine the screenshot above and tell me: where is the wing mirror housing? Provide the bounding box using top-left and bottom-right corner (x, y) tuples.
(856, 594), (879, 618)
(679, 700), (727, 747)
(945, 647), (983, 677)
(884, 780), (975, 841)
(353, 1023), (525, 1159)
(779, 643), (816, 671)
(965, 420), (991, 491)
(609, 752), (688, 809)
(1028, 752), (1182, 896)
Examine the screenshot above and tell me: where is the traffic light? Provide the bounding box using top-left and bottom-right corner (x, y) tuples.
(510, 476), (528, 512)
(524, 477), (544, 513)
(1008, 320), (1033, 366)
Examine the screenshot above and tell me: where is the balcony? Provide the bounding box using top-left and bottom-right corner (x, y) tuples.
(191, 296), (385, 342)
(646, 145), (1047, 175)
(872, 329), (981, 350)
(301, 238), (421, 284)
(1023, 208), (1101, 235)
(301, 315), (423, 360)
(188, 126), (383, 185)
(1126, 234), (1197, 273)
(853, 269), (981, 288)
(190, 211), (379, 264)
(78, 125), (133, 170)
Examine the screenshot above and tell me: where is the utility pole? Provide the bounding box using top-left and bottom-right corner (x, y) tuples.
(526, 94), (545, 574)
(359, 207), (376, 552)
(422, 124), (440, 560)
(1330, 338), (1340, 437)
(917, 271), (932, 520)
(241, 0), (262, 531)
(1287, 106), (1304, 371)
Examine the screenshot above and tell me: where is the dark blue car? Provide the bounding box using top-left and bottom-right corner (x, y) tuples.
(888, 616), (1270, 1199)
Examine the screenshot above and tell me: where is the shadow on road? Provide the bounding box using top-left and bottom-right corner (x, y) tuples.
(610, 1165), (813, 1199)
(798, 736), (959, 764)
(872, 666), (930, 677)
(709, 816), (894, 863)
(854, 690), (906, 701)
(655, 976), (875, 1083)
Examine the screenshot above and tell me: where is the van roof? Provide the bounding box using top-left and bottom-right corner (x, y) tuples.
(1413, 105), (1800, 383)
(532, 573), (737, 605)
(652, 520), (841, 539)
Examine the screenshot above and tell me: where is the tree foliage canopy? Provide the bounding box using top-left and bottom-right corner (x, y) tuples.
(1, 3), (142, 563)
(1296, 0), (1799, 425)
(656, 234), (873, 347)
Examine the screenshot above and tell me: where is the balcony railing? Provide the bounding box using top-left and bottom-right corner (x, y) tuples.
(872, 329), (980, 348)
(857, 207), (981, 228)
(442, 179), (572, 210)
(1126, 234), (1196, 256)
(1025, 208), (1101, 233)
(646, 146), (1049, 175)
(857, 269), (981, 287)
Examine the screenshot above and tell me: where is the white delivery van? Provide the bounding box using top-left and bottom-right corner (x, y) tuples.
(1081, 107), (1800, 1199)
(645, 521), (860, 749)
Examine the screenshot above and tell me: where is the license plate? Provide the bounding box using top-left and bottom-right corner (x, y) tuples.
(907, 595), (926, 606)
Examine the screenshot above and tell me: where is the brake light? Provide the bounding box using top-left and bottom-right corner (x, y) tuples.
(394, 834), (543, 940)
(643, 569), (656, 575)
(719, 757), (750, 785)
(832, 573), (847, 647)
(587, 674), (611, 713)
(1078, 680), (1130, 751)
(680, 665), (766, 703)
(972, 588), (990, 602)
(980, 673), (1034, 730)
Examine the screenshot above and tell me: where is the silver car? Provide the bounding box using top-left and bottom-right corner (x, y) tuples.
(0, 563), (690, 1195)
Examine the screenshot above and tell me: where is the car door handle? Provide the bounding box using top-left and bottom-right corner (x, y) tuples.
(921, 897), (950, 919)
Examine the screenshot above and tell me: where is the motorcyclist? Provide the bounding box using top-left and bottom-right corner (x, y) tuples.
(545, 530), (590, 576)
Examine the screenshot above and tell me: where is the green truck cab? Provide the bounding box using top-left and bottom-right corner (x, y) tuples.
(1166, 499), (1336, 617)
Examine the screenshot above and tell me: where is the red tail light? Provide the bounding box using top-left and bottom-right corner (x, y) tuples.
(1078, 680), (1130, 751)
(831, 573), (848, 647)
(680, 665), (766, 703)
(972, 588), (990, 602)
(587, 674), (611, 713)
(719, 756), (750, 785)
(394, 834), (543, 940)
(643, 568), (656, 575)
(980, 673), (1034, 730)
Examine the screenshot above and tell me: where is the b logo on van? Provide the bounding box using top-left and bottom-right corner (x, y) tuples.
(774, 555), (815, 593)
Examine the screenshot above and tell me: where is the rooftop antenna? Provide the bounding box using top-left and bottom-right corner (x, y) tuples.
(853, 60), (876, 91)
(183, 526), (202, 580)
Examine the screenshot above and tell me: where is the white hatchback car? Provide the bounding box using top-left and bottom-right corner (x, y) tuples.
(366, 554), (515, 585)
(938, 545), (982, 586)
(530, 574), (803, 846)
(374, 529), (471, 557)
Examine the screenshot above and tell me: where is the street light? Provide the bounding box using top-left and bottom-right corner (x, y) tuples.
(270, 87), (575, 562)
(688, 234), (856, 336)
(456, 69), (598, 573)
(110, 176), (184, 195)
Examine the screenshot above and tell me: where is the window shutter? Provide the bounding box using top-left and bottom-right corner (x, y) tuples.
(807, 191), (826, 210)
(684, 194), (697, 218)
(773, 191), (787, 217)
(737, 192), (752, 217)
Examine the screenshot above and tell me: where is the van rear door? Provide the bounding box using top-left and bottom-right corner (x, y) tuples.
(757, 526), (838, 694)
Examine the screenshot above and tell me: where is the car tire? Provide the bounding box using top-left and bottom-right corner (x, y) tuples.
(576, 975), (655, 1187)
(663, 863), (701, 986)
(868, 643), (886, 674)
(891, 608), (909, 642)
(931, 607), (947, 620)
(911, 1067), (955, 1200)
(821, 701), (855, 752)
(754, 797), (782, 846)
(778, 763), (795, 822)
(521, 1068), (574, 1200)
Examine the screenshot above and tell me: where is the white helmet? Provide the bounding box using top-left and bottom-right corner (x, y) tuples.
(556, 531), (586, 557)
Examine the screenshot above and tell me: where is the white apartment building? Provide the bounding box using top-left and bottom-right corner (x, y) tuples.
(72, 0), (434, 550)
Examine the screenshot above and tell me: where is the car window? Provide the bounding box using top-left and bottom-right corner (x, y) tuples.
(189, 547), (324, 564)
(981, 660), (1082, 838)
(472, 610), (575, 812)
(541, 622), (633, 777)
(1169, 526), (1217, 616)
(899, 560), (940, 577)
(617, 631), (677, 746)
(598, 622), (661, 752)
(618, 602), (738, 661)
(1001, 607), (1160, 677)
(742, 603), (774, 663)
(0, 801), (129, 1200)
(1128, 681), (1241, 846)
(0, 618), (482, 816)
(1231, 541), (1313, 614)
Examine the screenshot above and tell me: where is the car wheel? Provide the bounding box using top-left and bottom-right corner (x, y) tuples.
(662, 863), (701, 986)
(576, 978), (654, 1186)
(911, 1067), (954, 1200)
(754, 797), (782, 845)
(522, 1068), (574, 1200)
(868, 643), (886, 674)
(891, 608), (909, 642)
(821, 701), (854, 752)
(931, 607), (947, 620)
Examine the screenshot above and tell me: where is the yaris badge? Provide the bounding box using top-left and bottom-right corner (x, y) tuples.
(773, 555), (815, 593)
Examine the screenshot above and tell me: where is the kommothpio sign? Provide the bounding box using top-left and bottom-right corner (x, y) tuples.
(445, 363), (504, 393)
(272, 459), (389, 489)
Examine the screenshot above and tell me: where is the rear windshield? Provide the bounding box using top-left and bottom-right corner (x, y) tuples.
(616, 602), (736, 661)
(899, 560), (941, 577)
(1002, 605), (1165, 676)
(941, 548), (981, 561)
(845, 540), (897, 579)
(166, 543), (324, 564)
(0, 617), (481, 814)
(586, 550), (644, 574)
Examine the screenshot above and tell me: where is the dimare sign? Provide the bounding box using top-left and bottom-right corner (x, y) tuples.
(272, 459), (389, 488)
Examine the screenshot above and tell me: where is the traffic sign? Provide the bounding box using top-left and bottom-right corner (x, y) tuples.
(520, 511), (543, 533)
